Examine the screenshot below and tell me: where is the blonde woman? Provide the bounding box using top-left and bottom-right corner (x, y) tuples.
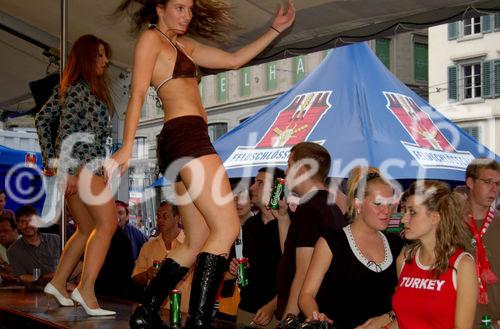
(299, 167), (403, 329)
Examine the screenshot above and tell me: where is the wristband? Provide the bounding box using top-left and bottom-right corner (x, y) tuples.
(271, 26), (281, 34)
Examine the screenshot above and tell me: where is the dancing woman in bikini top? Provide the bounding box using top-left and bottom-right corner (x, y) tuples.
(110, 1), (295, 328)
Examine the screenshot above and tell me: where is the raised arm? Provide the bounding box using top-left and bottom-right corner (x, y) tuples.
(298, 237), (333, 323)
(106, 30), (160, 175)
(187, 0), (295, 70)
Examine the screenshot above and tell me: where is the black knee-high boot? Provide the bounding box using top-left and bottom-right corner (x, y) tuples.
(130, 258), (189, 329)
(183, 252), (226, 329)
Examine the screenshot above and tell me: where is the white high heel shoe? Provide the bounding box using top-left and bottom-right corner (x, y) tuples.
(44, 283), (74, 307)
(70, 288), (116, 316)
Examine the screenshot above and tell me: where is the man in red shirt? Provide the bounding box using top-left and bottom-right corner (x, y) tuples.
(465, 158), (500, 327)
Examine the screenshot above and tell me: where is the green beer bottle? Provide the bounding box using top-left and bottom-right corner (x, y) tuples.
(170, 289), (181, 327)
(269, 178), (285, 209)
(237, 257), (249, 288)
(480, 315), (494, 329)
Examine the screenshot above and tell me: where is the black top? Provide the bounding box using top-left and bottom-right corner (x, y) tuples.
(239, 213), (282, 313)
(95, 229), (135, 299)
(276, 190), (345, 319)
(220, 245), (237, 298)
(318, 228), (404, 329)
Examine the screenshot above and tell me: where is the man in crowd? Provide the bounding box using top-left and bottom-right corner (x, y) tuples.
(95, 221), (135, 300)
(218, 187), (254, 321)
(115, 200), (148, 260)
(228, 168), (285, 327)
(0, 216), (20, 283)
(275, 142), (345, 320)
(132, 201), (192, 313)
(465, 158), (500, 327)
(0, 216), (19, 263)
(7, 205), (60, 283)
(0, 190), (15, 220)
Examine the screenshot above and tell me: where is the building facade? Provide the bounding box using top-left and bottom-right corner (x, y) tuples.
(428, 14), (500, 155)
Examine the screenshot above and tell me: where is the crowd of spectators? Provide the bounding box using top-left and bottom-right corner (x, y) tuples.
(1, 147), (499, 329)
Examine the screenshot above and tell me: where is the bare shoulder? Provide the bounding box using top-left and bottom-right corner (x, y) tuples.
(396, 247), (407, 263)
(136, 29), (161, 50)
(456, 252), (475, 271)
(396, 247), (407, 276)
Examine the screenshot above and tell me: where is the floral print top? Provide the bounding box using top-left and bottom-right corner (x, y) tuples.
(35, 81), (111, 176)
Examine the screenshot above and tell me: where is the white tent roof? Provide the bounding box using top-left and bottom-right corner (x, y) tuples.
(1, 0), (499, 112)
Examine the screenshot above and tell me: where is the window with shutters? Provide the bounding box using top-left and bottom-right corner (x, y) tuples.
(494, 60), (500, 97)
(459, 15), (494, 38)
(448, 22), (459, 40)
(448, 66), (458, 101)
(414, 43), (428, 82)
(461, 126), (480, 141)
(450, 60), (499, 101)
(132, 137), (148, 160)
(208, 123), (228, 142)
(452, 15), (494, 40)
(495, 13), (500, 30)
(463, 17), (481, 36)
(376, 38), (391, 69)
(482, 61), (492, 98)
(462, 63), (482, 100)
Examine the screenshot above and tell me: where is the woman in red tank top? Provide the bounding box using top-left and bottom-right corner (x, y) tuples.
(390, 181), (478, 329)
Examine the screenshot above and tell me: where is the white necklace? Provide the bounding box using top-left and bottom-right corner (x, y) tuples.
(344, 225), (392, 272)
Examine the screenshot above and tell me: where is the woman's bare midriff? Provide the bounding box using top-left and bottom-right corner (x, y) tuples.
(156, 78), (207, 123)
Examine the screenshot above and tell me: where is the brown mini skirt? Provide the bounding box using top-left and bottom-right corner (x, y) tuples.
(156, 115), (217, 181)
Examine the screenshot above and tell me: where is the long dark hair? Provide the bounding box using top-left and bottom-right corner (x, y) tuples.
(60, 34), (113, 110)
(115, 0), (233, 41)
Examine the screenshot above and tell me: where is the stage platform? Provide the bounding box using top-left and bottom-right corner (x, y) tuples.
(0, 287), (243, 329)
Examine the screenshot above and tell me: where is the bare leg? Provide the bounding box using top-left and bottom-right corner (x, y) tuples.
(75, 173), (117, 309)
(165, 181), (209, 267)
(49, 195), (94, 298)
(130, 154), (238, 328)
(179, 155), (239, 328)
(129, 180), (205, 328)
(179, 154), (240, 256)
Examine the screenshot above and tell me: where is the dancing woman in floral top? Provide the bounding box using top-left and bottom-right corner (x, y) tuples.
(35, 34), (117, 316)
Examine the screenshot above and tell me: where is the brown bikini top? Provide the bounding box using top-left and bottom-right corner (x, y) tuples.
(154, 27), (202, 92)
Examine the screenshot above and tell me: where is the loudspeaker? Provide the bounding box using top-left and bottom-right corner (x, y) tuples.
(29, 74), (60, 113)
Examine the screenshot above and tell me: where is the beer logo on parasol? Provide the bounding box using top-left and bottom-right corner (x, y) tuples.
(24, 153), (38, 168)
(384, 92), (473, 170)
(224, 91), (332, 169)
